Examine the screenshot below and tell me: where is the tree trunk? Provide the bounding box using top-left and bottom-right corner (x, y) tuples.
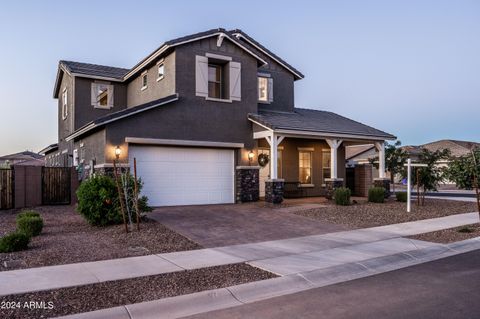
(391, 174), (395, 194)
(474, 175), (480, 221)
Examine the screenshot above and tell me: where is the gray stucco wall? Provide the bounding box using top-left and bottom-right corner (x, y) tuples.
(104, 37), (259, 164)
(74, 129), (106, 166)
(74, 77), (127, 129)
(57, 73), (74, 163)
(257, 60), (295, 113)
(126, 51), (176, 107)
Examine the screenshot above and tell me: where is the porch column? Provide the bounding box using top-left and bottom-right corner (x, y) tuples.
(266, 133), (285, 179)
(375, 141), (386, 178)
(325, 139), (343, 179)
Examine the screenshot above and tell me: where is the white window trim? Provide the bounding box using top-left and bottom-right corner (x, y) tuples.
(141, 71), (148, 91)
(157, 59), (165, 82)
(258, 76), (269, 104)
(299, 150), (313, 186)
(62, 88), (68, 120)
(205, 97), (232, 103)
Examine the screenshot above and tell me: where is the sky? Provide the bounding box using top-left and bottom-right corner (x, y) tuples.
(0, 0), (479, 155)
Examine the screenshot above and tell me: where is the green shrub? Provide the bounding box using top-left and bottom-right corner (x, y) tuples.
(0, 232), (31, 253)
(16, 210), (40, 221)
(396, 192), (408, 202)
(368, 187), (385, 203)
(77, 175), (122, 226)
(17, 216), (44, 237)
(334, 187), (351, 206)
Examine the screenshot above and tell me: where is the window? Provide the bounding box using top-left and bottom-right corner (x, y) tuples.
(299, 151), (313, 184)
(91, 82), (114, 109)
(208, 64), (225, 99)
(141, 72), (148, 90)
(62, 89), (68, 120)
(322, 149), (331, 182)
(157, 62), (165, 81)
(258, 77), (268, 102)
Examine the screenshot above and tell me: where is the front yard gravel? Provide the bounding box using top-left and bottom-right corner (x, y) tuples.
(294, 198), (477, 229)
(0, 263), (276, 319)
(0, 206), (201, 271)
(409, 223), (480, 244)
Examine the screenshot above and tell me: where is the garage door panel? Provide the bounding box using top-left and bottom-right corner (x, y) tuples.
(129, 146), (234, 206)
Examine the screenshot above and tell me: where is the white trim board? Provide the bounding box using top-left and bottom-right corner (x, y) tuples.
(125, 137), (244, 149)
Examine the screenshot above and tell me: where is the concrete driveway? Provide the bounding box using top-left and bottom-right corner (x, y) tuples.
(148, 202), (346, 247)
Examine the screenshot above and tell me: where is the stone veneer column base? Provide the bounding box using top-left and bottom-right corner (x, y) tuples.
(265, 179), (285, 204)
(235, 166), (260, 203)
(325, 178), (344, 200)
(374, 178), (391, 198)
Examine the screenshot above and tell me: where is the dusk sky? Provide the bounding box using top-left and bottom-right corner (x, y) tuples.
(0, 0), (479, 155)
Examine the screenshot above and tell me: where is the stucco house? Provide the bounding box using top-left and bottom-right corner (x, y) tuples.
(0, 151), (44, 168)
(40, 28), (395, 206)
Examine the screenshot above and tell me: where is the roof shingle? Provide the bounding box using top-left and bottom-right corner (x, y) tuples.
(60, 60), (129, 80)
(248, 108), (396, 140)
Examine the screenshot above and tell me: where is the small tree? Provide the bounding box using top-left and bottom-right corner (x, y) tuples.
(370, 140), (408, 193)
(410, 148), (451, 205)
(445, 148), (480, 218)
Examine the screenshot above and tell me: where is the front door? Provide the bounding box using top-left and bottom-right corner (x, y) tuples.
(259, 149), (282, 198)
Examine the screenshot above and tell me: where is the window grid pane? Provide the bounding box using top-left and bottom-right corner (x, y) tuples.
(299, 151), (312, 184)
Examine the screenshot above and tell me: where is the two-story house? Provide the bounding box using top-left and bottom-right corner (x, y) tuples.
(40, 28), (395, 207)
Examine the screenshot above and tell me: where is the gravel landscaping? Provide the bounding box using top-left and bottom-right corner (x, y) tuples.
(0, 263), (276, 319)
(0, 206), (202, 271)
(410, 223), (480, 244)
(294, 198), (477, 228)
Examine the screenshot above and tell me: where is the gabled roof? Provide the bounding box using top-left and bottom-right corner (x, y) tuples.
(39, 143), (58, 155)
(229, 29), (304, 80)
(405, 139), (480, 158)
(54, 28), (304, 97)
(346, 144), (376, 160)
(0, 150), (44, 161)
(65, 94), (179, 141)
(248, 108), (396, 140)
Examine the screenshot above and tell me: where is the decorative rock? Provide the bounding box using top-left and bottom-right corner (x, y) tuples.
(265, 179), (284, 204)
(236, 166), (260, 203)
(325, 178), (344, 200)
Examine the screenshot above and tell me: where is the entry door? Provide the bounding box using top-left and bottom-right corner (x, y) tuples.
(258, 149), (282, 197)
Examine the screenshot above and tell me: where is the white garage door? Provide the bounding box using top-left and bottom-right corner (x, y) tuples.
(129, 146), (235, 206)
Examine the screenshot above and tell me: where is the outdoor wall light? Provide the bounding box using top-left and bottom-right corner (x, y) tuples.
(115, 146), (122, 160)
(248, 150), (255, 165)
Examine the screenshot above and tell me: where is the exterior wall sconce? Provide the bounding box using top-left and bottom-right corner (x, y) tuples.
(248, 150), (255, 165)
(115, 146), (122, 160)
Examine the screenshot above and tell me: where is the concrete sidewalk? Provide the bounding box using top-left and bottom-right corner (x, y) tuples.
(59, 237), (480, 319)
(0, 212), (478, 297)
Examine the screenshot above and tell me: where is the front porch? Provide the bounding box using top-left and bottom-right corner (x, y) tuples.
(242, 110), (396, 203)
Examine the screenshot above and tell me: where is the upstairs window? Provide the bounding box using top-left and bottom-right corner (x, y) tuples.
(208, 64), (225, 99)
(258, 75), (273, 103)
(141, 72), (148, 90)
(157, 62), (165, 81)
(196, 54), (241, 102)
(91, 82), (114, 109)
(61, 89), (68, 120)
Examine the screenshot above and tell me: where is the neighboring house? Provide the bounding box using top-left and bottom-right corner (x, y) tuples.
(0, 151), (45, 168)
(40, 28), (395, 206)
(345, 144), (380, 179)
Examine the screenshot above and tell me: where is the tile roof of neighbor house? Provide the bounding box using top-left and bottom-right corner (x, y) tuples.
(0, 150), (44, 161)
(346, 144), (376, 160)
(60, 60), (130, 80)
(248, 109), (396, 140)
(66, 94), (179, 141)
(39, 143), (58, 155)
(421, 140), (480, 157)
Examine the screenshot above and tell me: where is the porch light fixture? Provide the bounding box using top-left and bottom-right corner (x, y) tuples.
(115, 146), (122, 160)
(248, 150), (255, 165)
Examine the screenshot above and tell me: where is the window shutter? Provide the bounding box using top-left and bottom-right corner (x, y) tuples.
(73, 149), (78, 167)
(195, 55), (208, 97)
(91, 83), (97, 106)
(107, 85), (114, 108)
(229, 61), (241, 101)
(268, 78), (274, 102)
